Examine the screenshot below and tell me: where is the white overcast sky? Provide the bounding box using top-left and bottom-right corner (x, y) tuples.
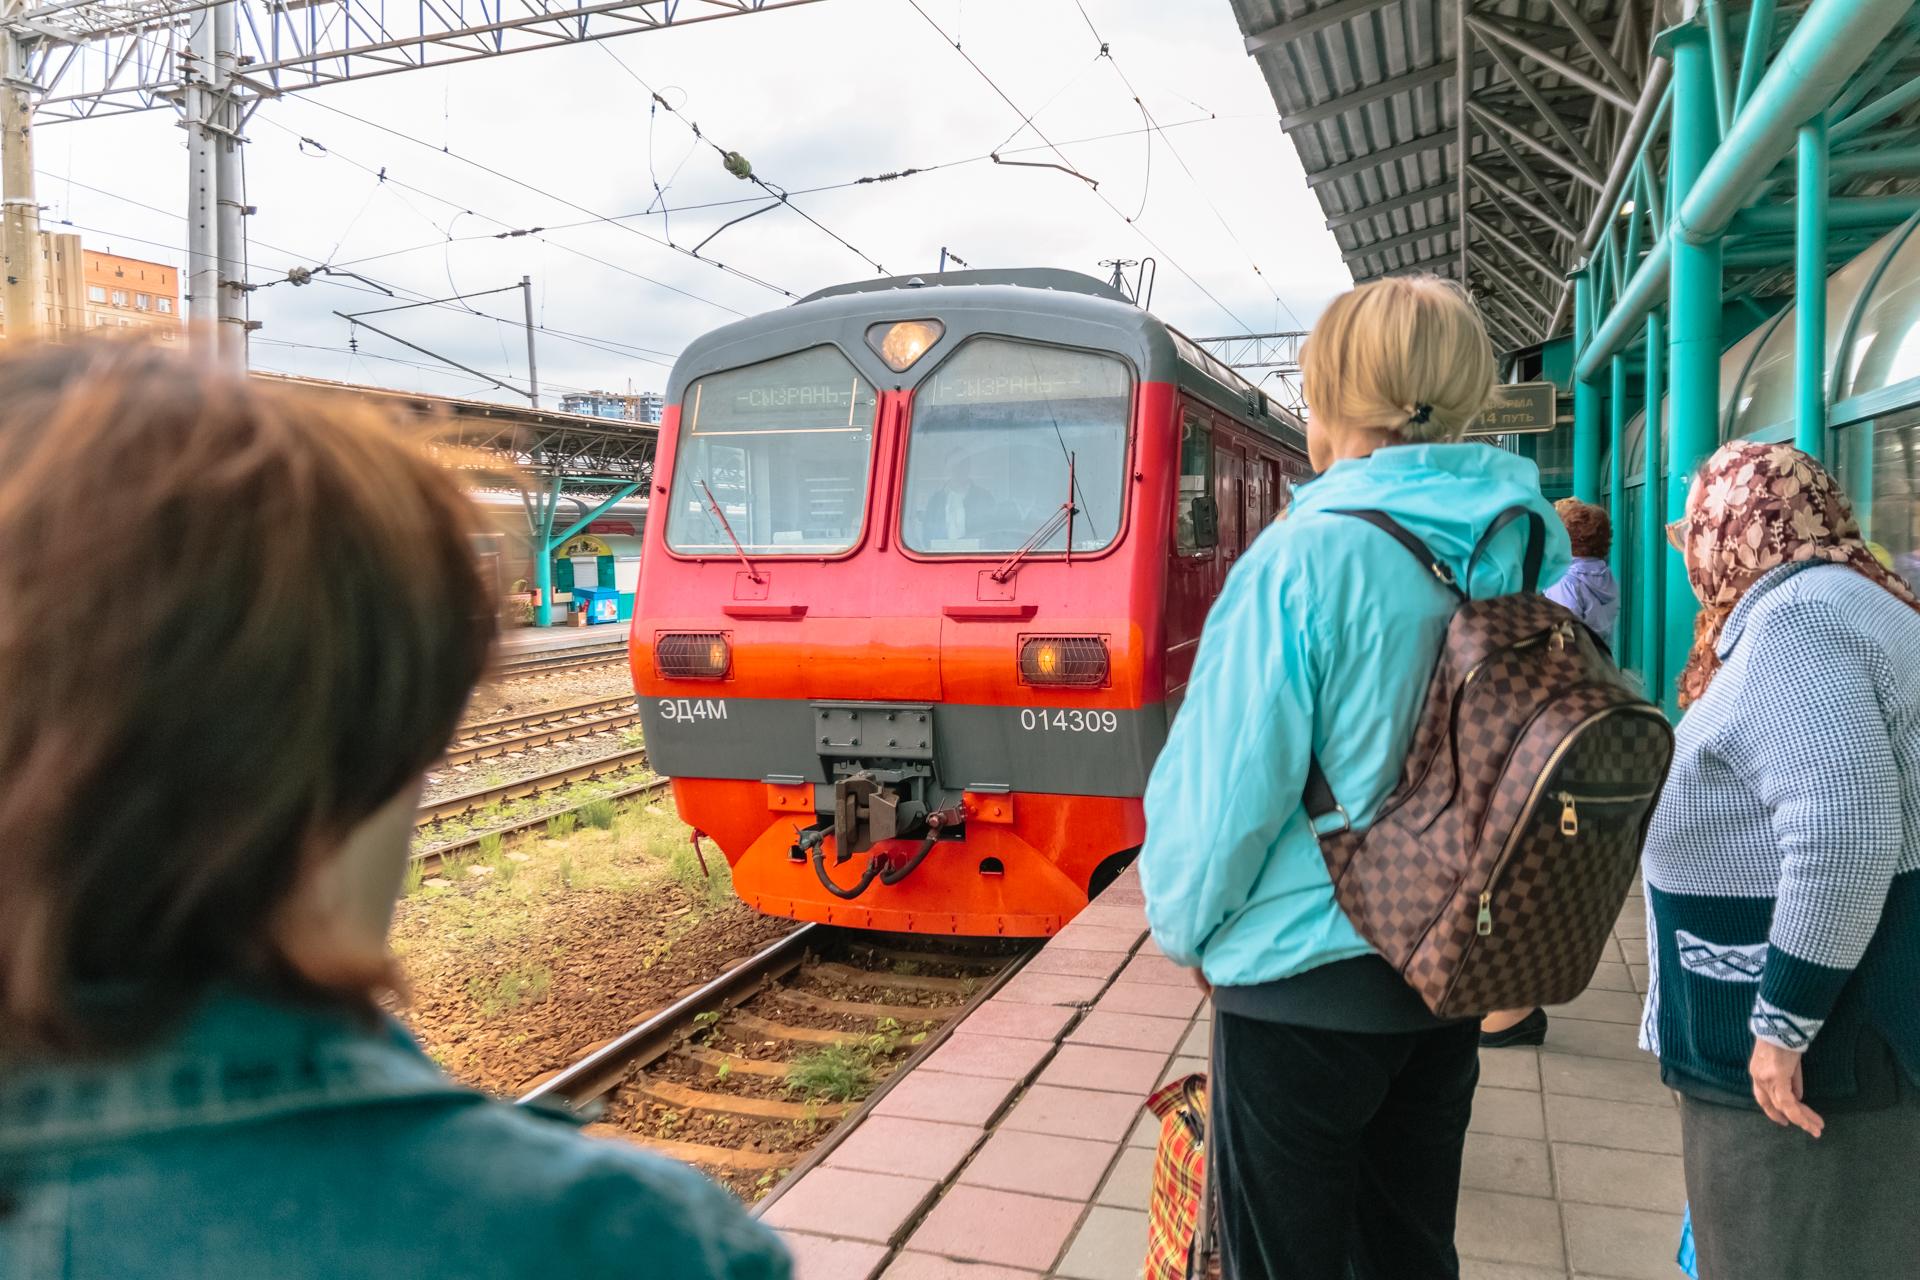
(36, 0), (1353, 402)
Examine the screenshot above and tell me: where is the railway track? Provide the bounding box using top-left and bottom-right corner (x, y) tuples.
(412, 776), (672, 872)
(416, 746), (653, 827)
(447, 695), (642, 767)
(494, 641), (630, 680)
(517, 925), (1034, 1204)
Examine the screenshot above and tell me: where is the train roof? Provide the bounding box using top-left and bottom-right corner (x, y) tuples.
(670, 271), (1305, 453)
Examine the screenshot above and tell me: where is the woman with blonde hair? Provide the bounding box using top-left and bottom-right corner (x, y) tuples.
(1140, 276), (1567, 1279)
(0, 342), (787, 1279)
(1642, 439), (1920, 1279)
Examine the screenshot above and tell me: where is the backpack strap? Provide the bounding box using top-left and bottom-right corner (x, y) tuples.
(1302, 756), (1350, 836)
(1326, 508), (1464, 600)
(1465, 505), (1547, 595)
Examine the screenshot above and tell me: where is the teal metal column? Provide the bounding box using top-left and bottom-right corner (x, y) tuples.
(1664, 24), (1723, 712)
(1796, 117), (1829, 460)
(1572, 270), (1601, 502)
(530, 476), (561, 627)
(1641, 310), (1666, 695)
(1608, 354), (1627, 652)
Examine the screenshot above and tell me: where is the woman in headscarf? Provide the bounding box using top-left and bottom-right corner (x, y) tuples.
(1641, 439), (1920, 1280)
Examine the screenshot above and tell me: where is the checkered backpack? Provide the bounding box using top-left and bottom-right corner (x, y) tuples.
(1302, 506), (1674, 1019)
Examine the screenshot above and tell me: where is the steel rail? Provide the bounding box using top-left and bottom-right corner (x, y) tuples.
(458, 694), (638, 738)
(446, 706), (642, 767)
(412, 776), (671, 872)
(415, 747), (651, 826)
(517, 925), (821, 1109)
(494, 642), (631, 679)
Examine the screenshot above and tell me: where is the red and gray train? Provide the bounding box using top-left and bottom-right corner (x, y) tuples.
(630, 268), (1309, 936)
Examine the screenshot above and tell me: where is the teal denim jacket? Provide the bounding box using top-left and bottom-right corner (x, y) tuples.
(0, 991), (789, 1279)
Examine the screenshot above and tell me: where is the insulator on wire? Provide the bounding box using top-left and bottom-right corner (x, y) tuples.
(722, 151), (753, 180)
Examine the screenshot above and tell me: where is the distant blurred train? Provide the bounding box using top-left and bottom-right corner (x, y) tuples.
(629, 268), (1310, 936)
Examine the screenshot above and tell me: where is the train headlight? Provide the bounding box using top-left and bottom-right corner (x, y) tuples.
(656, 632), (731, 679)
(866, 320), (944, 372)
(1019, 636), (1109, 687)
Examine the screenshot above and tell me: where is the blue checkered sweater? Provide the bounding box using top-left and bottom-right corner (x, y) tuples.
(1641, 562), (1920, 1106)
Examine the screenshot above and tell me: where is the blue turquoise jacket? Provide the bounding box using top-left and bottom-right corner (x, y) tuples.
(0, 990), (790, 1279)
(1140, 444), (1569, 987)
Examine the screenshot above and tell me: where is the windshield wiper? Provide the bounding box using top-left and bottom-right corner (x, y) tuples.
(991, 453), (1078, 583)
(698, 479), (764, 584)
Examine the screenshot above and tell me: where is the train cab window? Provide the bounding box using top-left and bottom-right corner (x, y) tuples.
(1175, 413), (1216, 552)
(666, 346), (879, 556)
(901, 338), (1131, 555)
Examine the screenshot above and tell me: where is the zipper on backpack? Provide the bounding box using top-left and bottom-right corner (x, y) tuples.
(1555, 787), (1661, 838)
(1476, 892), (1493, 936)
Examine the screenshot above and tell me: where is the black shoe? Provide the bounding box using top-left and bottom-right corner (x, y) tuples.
(1479, 1008), (1548, 1048)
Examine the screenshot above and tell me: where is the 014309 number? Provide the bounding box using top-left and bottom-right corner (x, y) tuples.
(1019, 708), (1119, 733)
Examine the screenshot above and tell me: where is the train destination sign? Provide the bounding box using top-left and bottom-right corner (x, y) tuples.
(1467, 381), (1559, 435)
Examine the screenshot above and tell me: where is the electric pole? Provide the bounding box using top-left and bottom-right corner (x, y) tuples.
(521, 274), (539, 408)
(1, 0), (44, 342)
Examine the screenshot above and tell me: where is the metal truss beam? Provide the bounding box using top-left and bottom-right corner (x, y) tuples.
(1243, 0), (1380, 55)
(1476, 20), (1602, 179)
(1467, 163), (1579, 241)
(1468, 101), (1605, 190)
(1192, 330), (1307, 370)
(1326, 175), (1454, 229)
(1307, 126), (1453, 187)
(1346, 220), (1456, 264)
(1283, 54), (1494, 131)
(15, 0), (822, 121)
(1468, 13), (1636, 113)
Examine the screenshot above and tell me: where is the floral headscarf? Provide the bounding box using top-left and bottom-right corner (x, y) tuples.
(1671, 439), (1920, 708)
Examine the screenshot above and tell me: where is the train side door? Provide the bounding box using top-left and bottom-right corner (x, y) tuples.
(1166, 407), (1217, 697)
(1212, 433), (1245, 592)
(1246, 451), (1270, 541)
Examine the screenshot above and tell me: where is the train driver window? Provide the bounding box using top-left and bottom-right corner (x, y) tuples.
(1175, 413), (1217, 553)
(666, 346), (879, 556)
(901, 339), (1131, 555)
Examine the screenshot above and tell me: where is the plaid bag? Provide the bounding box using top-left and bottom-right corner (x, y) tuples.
(1143, 1073), (1219, 1280)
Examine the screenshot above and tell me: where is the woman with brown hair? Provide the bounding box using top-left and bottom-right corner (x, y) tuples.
(0, 342), (788, 1280)
(1642, 439), (1920, 1279)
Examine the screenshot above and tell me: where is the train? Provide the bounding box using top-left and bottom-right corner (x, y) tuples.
(629, 268), (1310, 936)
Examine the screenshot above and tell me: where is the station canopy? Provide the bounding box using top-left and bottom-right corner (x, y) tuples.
(1227, 0), (1920, 357)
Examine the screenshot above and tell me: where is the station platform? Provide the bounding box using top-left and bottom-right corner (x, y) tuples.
(495, 624), (629, 655)
(766, 869), (1681, 1280)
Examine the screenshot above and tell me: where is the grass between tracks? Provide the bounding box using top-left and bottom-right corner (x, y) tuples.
(391, 797), (787, 1094)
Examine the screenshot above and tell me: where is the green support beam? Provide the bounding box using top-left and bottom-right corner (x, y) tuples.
(1797, 118), (1829, 460)
(1641, 310), (1666, 698)
(1664, 24), (1724, 714)
(1608, 353), (1628, 654)
(1572, 271), (1601, 502)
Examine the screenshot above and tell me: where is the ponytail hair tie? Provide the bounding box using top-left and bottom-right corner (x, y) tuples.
(1407, 402), (1433, 427)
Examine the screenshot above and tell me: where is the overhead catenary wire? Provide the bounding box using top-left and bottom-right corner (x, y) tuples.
(902, 0), (1260, 334)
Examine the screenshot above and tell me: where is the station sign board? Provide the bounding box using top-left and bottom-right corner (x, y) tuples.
(1468, 381), (1560, 436)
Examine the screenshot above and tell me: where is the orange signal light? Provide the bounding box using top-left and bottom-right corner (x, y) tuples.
(656, 631), (731, 679)
(866, 319), (945, 372)
(1019, 636), (1108, 687)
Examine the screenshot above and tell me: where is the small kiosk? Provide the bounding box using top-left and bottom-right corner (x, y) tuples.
(556, 533), (642, 624)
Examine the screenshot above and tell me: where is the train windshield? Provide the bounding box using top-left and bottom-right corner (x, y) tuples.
(901, 338), (1131, 556)
(666, 347), (880, 556)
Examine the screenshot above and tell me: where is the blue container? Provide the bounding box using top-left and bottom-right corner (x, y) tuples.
(574, 586), (621, 625)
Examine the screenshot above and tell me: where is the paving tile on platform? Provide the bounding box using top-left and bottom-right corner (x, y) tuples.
(958, 1127), (1119, 1201)
(994, 971), (1108, 1009)
(1157, 1056), (1206, 1087)
(1126, 1112), (1160, 1148)
(1584, 960), (1636, 992)
(1543, 1094), (1682, 1156)
(1468, 1086), (1546, 1140)
(874, 1070), (1020, 1128)
(1461, 1133), (1553, 1198)
(825, 1116), (983, 1183)
(1115, 953), (1191, 987)
(1002, 1083), (1145, 1142)
(1068, 1010), (1189, 1054)
(1476, 1047), (1542, 1091)
(904, 1185), (1084, 1272)
(1035, 1043), (1169, 1096)
(1551, 1142), (1686, 1212)
(1562, 1202), (1683, 1280)
(1054, 1205), (1150, 1280)
(1540, 1015), (1650, 1063)
(1455, 1189), (1567, 1270)
(1094, 980), (1204, 1020)
(1050, 923), (1148, 953)
(1024, 947), (1129, 981)
(1547, 987), (1644, 1025)
(1178, 1021), (1210, 1058)
(919, 1032), (1054, 1081)
(779, 1231), (890, 1280)
(1627, 962), (1652, 994)
(1538, 1053), (1672, 1107)
(1462, 1262), (1569, 1280)
(1096, 1143), (1155, 1211)
(880, 1252), (1042, 1280)
(958, 999), (1077, 1043)
(1074, 904), (1148, 931)
(761, 1167), (936, 1245)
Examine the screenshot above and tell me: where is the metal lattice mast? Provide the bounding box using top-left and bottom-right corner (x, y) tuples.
(0, 0), (43, 340)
